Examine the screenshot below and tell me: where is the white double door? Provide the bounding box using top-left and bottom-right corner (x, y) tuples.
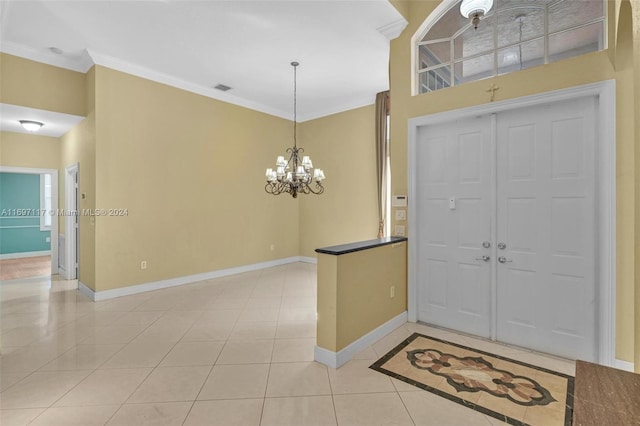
(416, 96), (597, 361)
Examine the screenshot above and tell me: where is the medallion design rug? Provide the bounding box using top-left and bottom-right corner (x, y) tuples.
(370, 333), (574, 426)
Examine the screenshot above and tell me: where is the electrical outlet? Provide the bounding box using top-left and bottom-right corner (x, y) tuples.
(390, 285), (395, 298)
(140, 261), (147, 270)
(45, 236), (51, 243)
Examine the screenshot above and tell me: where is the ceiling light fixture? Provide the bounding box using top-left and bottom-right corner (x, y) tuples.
(19, 120), (44, 132)
(265, 62), (325, 198)
(460, 0), (493, 30)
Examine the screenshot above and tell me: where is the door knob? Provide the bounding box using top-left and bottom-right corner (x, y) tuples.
(482, 241), (491, 248)
(497, 242), (506, 250)
(498, 256), (512, 263)
(475, 255), (490, 262)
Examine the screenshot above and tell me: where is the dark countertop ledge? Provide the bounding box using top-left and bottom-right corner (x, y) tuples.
(315, 236), (408, 256)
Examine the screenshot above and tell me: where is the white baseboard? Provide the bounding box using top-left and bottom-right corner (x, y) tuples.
(299, 256), (317, 264)
(78, 281), (94, 300)
(613, 359), (635, 372)
(315, 311), (408, 369)
(0, 250), (51, 260)
(79, 256), (308, 302)
(59, 266), (69, 280)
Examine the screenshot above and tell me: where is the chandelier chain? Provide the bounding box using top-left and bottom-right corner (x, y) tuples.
(264, 61), (325, 198)
(293, 62), (297, 148)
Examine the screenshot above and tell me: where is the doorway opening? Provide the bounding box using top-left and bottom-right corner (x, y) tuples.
(0, 166), (59, 279)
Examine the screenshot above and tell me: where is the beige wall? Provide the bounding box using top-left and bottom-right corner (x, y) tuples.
(0, 53), (86, 116)
(389, 0), (637, 363)
(317, 241), (407, 352)
(91, 66), (299, 291)
(614, 0), (636, 367)
(0, 132), (60, 169)
(631, 1), (640, 372)
(59, 67), (97, 289)
(298, 105), (379, 257)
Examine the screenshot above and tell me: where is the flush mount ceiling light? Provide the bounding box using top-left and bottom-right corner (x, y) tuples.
(264, 62), (325, 198)
(460, 0), (493, 30)
(19, 120), (44, 132)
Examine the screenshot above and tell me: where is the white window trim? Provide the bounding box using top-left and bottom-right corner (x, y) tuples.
(40, 173), (52, 231)
(411, 0), (608, 96)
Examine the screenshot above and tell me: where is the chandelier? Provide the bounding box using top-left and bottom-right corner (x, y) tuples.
(265, 62), (325, 198)
(460, 0), (493, 30)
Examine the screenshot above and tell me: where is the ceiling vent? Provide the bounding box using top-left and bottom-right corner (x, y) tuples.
(214, 84), (232, 92)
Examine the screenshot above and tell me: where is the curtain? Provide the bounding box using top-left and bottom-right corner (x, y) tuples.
(375, 91), (390, 238)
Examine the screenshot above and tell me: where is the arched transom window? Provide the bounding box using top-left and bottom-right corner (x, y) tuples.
(416, 0), (606, 94)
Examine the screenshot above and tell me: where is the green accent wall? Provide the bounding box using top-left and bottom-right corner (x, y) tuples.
(0, 172), (51, 255)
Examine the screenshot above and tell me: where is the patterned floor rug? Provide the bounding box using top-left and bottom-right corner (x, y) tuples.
(370, 333), (574, 426)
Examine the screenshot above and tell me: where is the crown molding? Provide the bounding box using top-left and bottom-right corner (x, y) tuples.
(86, 50), (293, 120)
(0, 42), (94, 73)
(2, 42), (378, 122)
(296, 95), (376, 122)
(377, 17), (408, 40)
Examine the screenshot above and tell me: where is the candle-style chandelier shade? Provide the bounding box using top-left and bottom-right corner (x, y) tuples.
(265, 62), (325, 198)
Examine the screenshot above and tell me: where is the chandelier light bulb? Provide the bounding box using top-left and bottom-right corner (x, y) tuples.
(263, 61), (325, 198)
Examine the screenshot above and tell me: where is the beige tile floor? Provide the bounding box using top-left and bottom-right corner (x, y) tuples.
(0, 262), (576, 425)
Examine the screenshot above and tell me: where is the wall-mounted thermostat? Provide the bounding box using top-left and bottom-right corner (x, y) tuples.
(392, 195), (407, 207)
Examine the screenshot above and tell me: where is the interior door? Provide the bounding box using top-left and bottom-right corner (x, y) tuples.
(416, 115), (493, 337)
(496, 97), (596, 361)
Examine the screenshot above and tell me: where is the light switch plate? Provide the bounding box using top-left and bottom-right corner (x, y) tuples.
(394, 225), (405, 236)
(395, 209), (406, 220)
(392, 195), (407, 207)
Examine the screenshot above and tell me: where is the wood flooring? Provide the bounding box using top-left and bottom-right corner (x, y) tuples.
(0, 255), (51, 280)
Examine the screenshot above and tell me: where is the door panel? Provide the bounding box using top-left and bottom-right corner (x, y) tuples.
(496, 97), (596, 361)
(417, 116), (493, 337)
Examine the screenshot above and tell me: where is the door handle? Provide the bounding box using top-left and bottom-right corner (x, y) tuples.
(498, 256), (512, 263)
(475, 255), (490, 262)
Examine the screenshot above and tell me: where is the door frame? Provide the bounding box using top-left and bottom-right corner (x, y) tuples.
(63, 163), (79, 280)
(408, 80), (616, 366)
(0, 165), (59, 275)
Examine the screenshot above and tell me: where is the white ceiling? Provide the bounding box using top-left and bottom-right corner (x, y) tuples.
(0, 0), (407, 124)
(0, 103), (84, 137)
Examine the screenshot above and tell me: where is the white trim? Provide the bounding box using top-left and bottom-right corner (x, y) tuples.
(314, 311), (408, 369)
(410, 0), (456, 96)
(0, 42), (93, 73)
(0, 250), (51, 260)
(65, 163), (79, 281)
(299, 256), (317, 264)
(297, 97), (377, 123)
(613, 359), (635, 372)
(87, 50), (290, 121)
(78, 256), (307, 301)
(0, 43), (374, 122)
(0, 166), (58, 275)
(78, 281), (94, 300)
(87, 50), (335, 121)
(39, 173), (52, 231)
(407, 80), (617, 367)
(377, 18), (409, 41)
